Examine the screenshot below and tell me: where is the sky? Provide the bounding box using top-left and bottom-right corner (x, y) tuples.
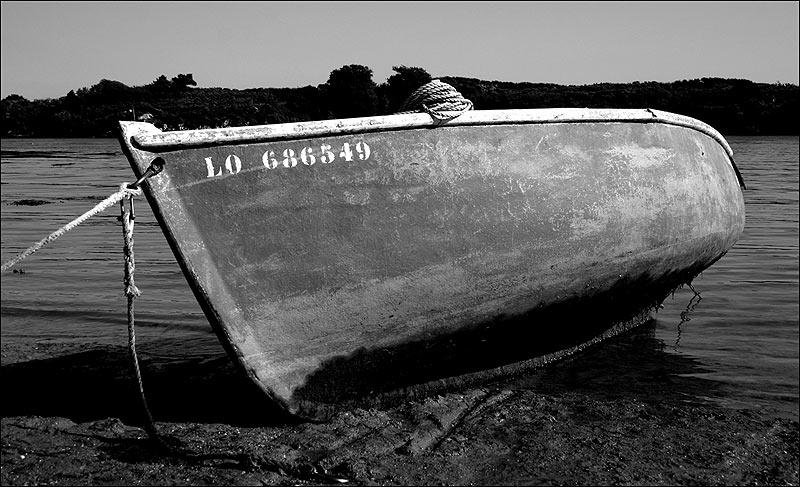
(1, 1), (798, 100)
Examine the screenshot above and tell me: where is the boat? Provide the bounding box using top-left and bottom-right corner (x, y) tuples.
(118, 107), (745, 419)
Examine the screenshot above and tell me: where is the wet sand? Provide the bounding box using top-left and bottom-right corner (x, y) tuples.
(2, 322), (798, 486)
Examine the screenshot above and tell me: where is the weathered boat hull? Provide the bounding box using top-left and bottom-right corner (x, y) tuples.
(119, 109), (745, 418)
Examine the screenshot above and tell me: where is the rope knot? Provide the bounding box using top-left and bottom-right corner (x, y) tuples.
(125, 283), (141, 298)
(396, 80), (473, 121)
(119, 183), (143, 198)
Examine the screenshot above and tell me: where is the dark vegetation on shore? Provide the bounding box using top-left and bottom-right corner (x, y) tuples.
(1, 65), (798, 137)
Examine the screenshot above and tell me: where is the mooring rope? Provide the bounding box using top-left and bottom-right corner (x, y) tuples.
(120, 194), (164, 447)
(0, 184), (141, 273)
(396, 79), (474, 121)
(1, 182), (164, 447)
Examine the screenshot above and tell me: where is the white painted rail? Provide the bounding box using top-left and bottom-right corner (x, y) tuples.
(129, 109), (730, 155)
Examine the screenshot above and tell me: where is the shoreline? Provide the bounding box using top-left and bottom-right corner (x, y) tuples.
(2, 325), (798, 486)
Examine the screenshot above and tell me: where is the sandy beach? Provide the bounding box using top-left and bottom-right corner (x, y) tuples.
(2, 324), (797, 486)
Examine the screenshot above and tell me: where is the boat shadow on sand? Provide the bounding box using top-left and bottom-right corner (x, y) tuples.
(1, 293), (723, 427)
(0, 343), (288, 426)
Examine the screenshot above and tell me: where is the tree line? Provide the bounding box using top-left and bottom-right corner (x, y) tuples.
(1, 65), (797, 137)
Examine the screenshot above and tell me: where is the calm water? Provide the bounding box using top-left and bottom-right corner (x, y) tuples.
(1, 136), (798, 419)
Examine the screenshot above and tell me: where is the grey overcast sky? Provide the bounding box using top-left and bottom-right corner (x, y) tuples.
(1, 1), (798, 100)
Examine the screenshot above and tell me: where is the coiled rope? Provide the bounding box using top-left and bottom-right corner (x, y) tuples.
(1, 181), (164, 447)
(395, 79), (474, 121)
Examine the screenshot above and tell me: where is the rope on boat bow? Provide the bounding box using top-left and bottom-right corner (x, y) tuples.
(1, 161), (166, 448)
(395, 79), (474, 121)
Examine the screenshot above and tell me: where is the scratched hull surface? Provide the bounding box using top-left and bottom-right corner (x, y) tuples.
(119, 111), (745, 417)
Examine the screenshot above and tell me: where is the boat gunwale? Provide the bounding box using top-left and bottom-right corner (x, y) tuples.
(129, 108), (729, 154)
(128, 108), (744, 189)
